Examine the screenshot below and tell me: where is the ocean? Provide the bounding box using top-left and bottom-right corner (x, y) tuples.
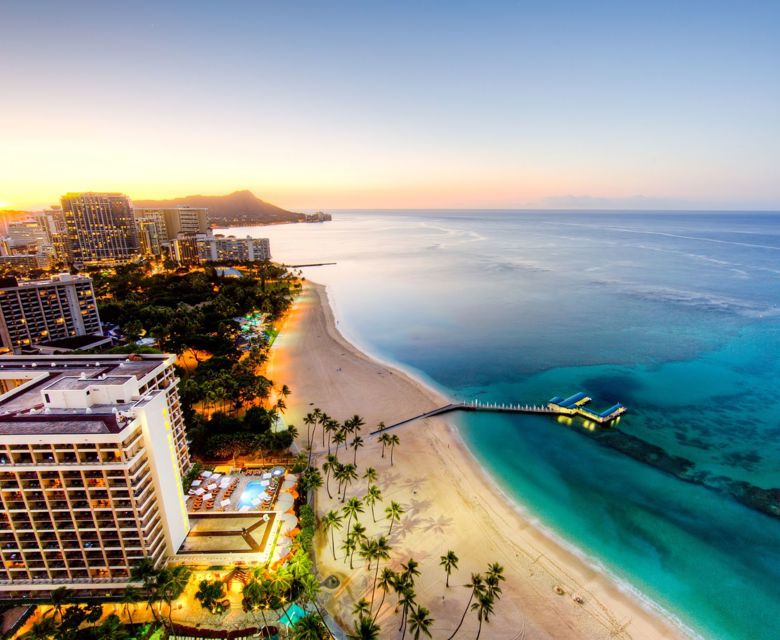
(220, 211), (780, 640)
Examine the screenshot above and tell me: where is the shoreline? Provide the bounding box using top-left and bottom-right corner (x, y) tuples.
(267, 280), (696, 640)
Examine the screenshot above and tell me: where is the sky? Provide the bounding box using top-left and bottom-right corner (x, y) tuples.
(1, 1), (778, 211)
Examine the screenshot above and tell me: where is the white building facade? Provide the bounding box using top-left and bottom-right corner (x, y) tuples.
(0, 354), (191, 599)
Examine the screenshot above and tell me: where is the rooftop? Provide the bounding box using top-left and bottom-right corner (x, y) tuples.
(0, 354), (174, 436)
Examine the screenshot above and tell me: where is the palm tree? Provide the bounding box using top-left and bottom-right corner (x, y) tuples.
(291, 612), (328, 640)
(95, 614), (130, 640)
(340, 463), (358, 501)
(341, 536), (357, 570)
(343, 496), (364, 539)
(157, 564), (192, 629)
(332, 462), (346, 500)
(242, 578), (270, 632)
(323, 418), (338, 454)
(363, 466), (377, 485)
(20, 617), (57, 640)
(378, 433), (389, 458)
(322, 454), (338, 499)
(322, 454), (339, 500)
(300, 467), (323, 496)
(368, 536), (391, 613)
(195, 579), (226, 614)
(351, 435), (365, 465)
(333, 430), (347, 460)
(352, 598), (371, 618)
(372, 568), (397, 623)
(440, 550), (459, 588)
(388, 434), (400, 465)
(385, 501), (405, 534)
(47, 586), (70, 622)
(130, 557), (161, 622)
(471, 592), (496, 640)
(484, 563), (505, 602)
(397, 585), (417, 639)
(407, 605), (434, 640)
(303, 412), (315, 448)
(321, 509), (343, 560)
(349, 614), (381, 640)
(364, 484), (382, 522)
(447, 573), (484, 640)
(120, 586), (140, 626)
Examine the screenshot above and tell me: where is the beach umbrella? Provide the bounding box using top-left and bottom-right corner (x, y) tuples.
(201, 470), (213, 477)
(275, 493), (294, 511)
(279, 513), (298, 530)
(207, 483), (217, 490)
(220, 498), (231, 507)
(281, 478), (297, 490)
(194, 488), (205, 495)
(211, 473), (222, 480)
(202, 493), (213, 500)
(191, 479), (201, 486)
(261, 472), (272, 480)
(285, 473), (299, 482)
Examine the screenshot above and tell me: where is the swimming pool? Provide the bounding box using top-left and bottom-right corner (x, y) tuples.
(237, 480), (269, 509)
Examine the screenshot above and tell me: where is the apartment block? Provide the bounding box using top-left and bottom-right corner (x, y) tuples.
(60, 193), (139, 266)
(0, 354), (191, 599)
(0, 275), (102, 354)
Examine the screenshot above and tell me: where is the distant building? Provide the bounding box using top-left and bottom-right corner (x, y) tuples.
(0, 254), (51, 272)
(6, 220), (48, 250)
(304, 211), (332, 223)
(170, 233), (201, 265)
(60, 193), (139, 266)
(171, 232), (270, 265)
(0, 275), (102, 354)
(201, 233), (271, 262)
(137, 219), (163, 257)
(0, 354), (190, 599)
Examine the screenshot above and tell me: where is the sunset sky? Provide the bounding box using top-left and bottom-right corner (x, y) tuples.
(1, 1), (778, 211)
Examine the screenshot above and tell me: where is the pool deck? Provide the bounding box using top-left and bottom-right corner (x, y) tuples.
(186, 467), (292, 515)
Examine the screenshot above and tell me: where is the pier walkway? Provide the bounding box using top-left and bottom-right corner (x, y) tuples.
(369, 400), (558, 435)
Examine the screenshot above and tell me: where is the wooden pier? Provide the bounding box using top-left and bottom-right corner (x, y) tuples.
(370, 396), (625, 435)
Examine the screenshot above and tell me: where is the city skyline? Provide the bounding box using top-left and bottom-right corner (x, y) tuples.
(1, 1), (779, 211)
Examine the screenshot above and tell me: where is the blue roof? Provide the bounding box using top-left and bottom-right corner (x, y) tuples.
(559, 392), (587, 408)
(599, 403), (623, 417)
(549, 396), (563, 404)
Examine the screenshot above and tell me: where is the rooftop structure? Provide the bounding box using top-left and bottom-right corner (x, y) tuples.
(0, 354), (191, 599)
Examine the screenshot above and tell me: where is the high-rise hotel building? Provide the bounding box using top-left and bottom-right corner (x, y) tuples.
(132, 207), (210, 257)
(0, 354), (191, 599)
(0, 275), (102, 354)
(60, 193), (140, 266)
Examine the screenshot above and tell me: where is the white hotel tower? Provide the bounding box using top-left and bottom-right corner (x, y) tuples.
(0, 354), (191, 599)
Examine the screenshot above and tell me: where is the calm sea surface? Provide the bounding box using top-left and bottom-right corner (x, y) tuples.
(220, 211), (780, 640)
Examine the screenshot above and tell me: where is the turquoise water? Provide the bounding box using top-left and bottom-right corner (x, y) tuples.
(237, 480), (266, 508)
(222, 211), (780, 639)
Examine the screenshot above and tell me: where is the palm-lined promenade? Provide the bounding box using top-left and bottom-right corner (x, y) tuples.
(267, 282), (690, 639)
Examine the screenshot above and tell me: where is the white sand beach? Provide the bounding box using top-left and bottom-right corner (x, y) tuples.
(266, 281), (692, 640)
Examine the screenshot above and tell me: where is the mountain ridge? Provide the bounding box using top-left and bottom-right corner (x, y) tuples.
(134, 190), (304, 224)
